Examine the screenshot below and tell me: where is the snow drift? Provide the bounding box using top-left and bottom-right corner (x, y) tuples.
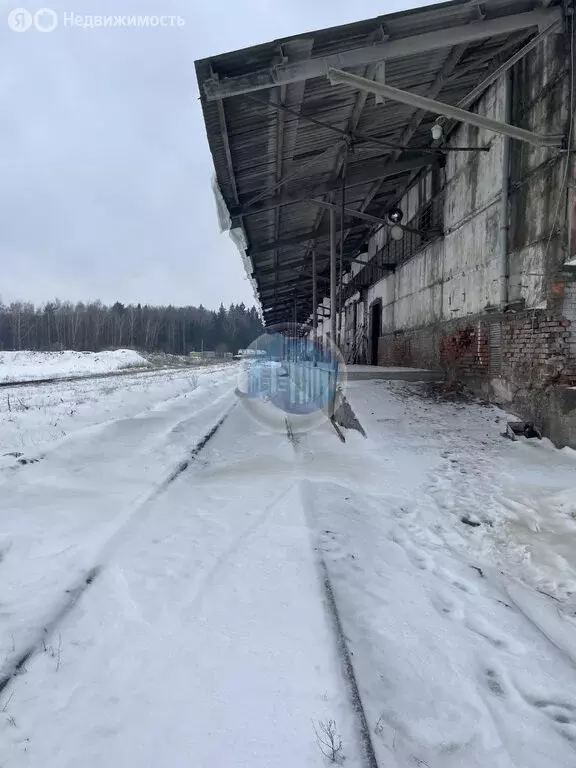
(0, 350), (148, 383)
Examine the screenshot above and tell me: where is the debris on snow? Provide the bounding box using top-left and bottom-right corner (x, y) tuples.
(332, 389), (367, 438)
(461, 514), (482, 527)
(505, 420), (543, 441)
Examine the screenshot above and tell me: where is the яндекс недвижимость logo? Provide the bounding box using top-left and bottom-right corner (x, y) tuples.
(8, 7), (58, 31)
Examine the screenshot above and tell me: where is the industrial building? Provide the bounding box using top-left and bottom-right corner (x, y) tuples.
(195, 0), (576, 447)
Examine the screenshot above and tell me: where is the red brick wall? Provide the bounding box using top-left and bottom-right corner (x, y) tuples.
(502, 312), (574, 385)
(440, 322), (489, 379)
(376, 309), (575, 385)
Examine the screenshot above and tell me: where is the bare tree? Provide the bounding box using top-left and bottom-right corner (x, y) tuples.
(0, 299), (263, 355)
(313, 720), (344, 764)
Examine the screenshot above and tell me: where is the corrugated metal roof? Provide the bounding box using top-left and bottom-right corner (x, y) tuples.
(195, 0), (562, 325)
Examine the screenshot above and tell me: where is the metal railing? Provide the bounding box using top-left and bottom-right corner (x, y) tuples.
(344, 191), (444, 300)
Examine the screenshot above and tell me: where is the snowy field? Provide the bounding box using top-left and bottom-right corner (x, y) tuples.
(0, 364), (232, 468)
(0, 349), (150, 383)
(1, 374), (576, 767)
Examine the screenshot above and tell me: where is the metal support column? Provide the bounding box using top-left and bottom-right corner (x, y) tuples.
(312, 249), (318, 366)
(338, 151), (347, 348)
(329, 208), (338, 418)
(330, 208), (337, 344)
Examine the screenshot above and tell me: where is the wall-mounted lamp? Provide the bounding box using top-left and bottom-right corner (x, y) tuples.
(387, 207), (404, 225)
(431, 122), (443, 141)
(390, 225), (404, 241)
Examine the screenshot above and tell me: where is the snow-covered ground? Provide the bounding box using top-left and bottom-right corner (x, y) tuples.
(304, 381), (576, 768)
(0, 349), (148, 382)
(0, 363), (233, 467)
(1, 375), (576, 767)
(0, 366), (238, 665)
(0, 365), (363, 768)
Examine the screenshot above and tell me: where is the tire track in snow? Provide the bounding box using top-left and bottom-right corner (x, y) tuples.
(286, 417), (380, 768)
(0, 401), (236, 697)
(157, 413), (301, 617)
(180, 482), (297, 616)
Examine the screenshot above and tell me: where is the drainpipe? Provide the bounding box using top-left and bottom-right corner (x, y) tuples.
(500, 70), (511, 309)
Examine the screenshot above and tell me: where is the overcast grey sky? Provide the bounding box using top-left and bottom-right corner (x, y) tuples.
(0, 0), (432, 310)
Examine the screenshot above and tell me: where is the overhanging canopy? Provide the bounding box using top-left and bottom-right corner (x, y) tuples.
(195, 0), (562, 326)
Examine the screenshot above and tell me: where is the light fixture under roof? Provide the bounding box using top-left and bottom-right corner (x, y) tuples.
(431, 122), (443, 141)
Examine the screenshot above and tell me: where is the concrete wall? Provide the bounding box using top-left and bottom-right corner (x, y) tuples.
(343, 27), (576, 447)
(508, 30), (570, 306)
(365, 76), (511, 335)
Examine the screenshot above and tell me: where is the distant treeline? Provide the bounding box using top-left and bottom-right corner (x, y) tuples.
(0, 300), (264, 355)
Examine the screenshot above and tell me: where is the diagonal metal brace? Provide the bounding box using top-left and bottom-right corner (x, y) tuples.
(328, 68), (564, 147)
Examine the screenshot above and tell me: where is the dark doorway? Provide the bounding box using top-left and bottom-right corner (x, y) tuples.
(369, 301), (382, 366)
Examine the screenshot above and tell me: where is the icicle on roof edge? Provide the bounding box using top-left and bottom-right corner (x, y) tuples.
(211, 175), (262, 318)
